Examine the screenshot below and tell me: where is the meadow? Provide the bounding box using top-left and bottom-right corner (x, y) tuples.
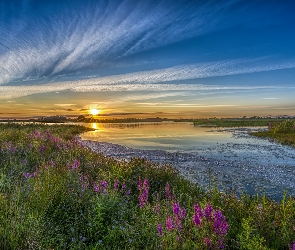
(0, 123), (295, 249)
(193, 118), (294, 127)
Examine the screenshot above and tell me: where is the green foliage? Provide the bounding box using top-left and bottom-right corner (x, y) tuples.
(193, 118), (293, 127)
(252, 120), (295, 147)
(238, 218), (271, 250)
(0, 123), (294, 249)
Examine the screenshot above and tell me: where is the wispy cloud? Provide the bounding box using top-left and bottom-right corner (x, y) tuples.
(0, 0), (236, 85)
(0, 56), (294, 99)
(0, 58), (295, 99)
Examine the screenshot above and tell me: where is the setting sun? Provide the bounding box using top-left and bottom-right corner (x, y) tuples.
(89, 108), (100, 116)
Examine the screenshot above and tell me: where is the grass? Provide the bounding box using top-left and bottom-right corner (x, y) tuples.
(0, 123), (295, 249)
(193, 118), (293, 127)
(251, 120), (295, 148)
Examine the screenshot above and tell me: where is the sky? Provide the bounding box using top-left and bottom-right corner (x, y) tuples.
(0, 0), (295, 118)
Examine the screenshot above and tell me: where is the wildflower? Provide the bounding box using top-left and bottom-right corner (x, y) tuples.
(125, 189), (131, 196)
(204, 237), (211, 247)
(23, 172), (31, 179)
(39, 145), (46, 153)
(204, 203), (213, 219)
(157, 223), (163, 236)
(72, 237), (75, 242)
(121, 182), (126, 191)
(193, 204), (203, 227)
(114, 179), (119, 190)
(213, 210), (228, 236)
(98, 240), (102, 244)
(100, 180), (108, 193)
(166, 216), (175, 231)
(165, 182), (171, 199)
(193, 213), (201, 227)
(71, 159), (80, 170)
(175, 216), (182, 229)
(129, 238), (132, 243)
(194, 204), (203, 218)
(82, 237), (86, 242)
(172, 203), (180, 216)
(180, 208), (186, 219)
(138, 178), (149, 208)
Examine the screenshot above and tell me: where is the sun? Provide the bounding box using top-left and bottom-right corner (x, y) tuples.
(89, 108), (100, 116)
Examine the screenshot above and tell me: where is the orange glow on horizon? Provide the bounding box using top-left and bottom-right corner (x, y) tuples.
(89, 108), (100, 116)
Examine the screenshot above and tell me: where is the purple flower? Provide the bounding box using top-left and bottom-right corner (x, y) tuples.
(165, 216), (174, 231)
(138, 178), (149, 208)
(114, 179), (119, 190)
(121, 182), (126, 191)
(125, 189), (131, 196)
(172, 203), (180, 216)
(93, 184), (99, 193)
(213, 210), (229, 236)
(175, 216), (182, 229)
(204, 237), (211, 247)
(194, 204), (203, 218)
(71, 159), (80, 170)
(180, 208), (186, 219)
(193, 213), (201, 227)
(204, 203), (213, 219)
(193, 204), (203, 227)
(100, 180), (108, 193)
(23, 172), (31, 179)
(157, 223), (163, 236)
(39, 145), (46, 153)
(143, 179), (149, 189)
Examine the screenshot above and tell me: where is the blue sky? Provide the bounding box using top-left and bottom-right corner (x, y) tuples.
(0, 0), (294, 117)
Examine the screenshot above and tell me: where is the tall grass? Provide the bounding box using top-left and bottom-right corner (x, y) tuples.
(251, 120), (295, 148)
(0, 123), (295, 249)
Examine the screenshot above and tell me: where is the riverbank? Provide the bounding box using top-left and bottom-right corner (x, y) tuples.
(1, 123), (295, 249)
(79, 126), (295, 201)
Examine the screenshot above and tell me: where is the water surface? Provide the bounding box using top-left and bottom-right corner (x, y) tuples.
(80, 122), (295, 200)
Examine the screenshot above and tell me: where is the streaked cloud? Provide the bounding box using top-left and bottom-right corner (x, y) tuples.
(0, 56), (294, 99)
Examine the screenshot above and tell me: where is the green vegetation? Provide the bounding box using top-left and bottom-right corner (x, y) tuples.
(251, 120), (295, 148)
(1, 123), (295, 249)
(193, 117), (294, 127)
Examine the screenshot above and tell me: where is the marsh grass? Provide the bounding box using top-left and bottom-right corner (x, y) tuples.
(0, 123), (295, 249)
(251, 120), (295, 148)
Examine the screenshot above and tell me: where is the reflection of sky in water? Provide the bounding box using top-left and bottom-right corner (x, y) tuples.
(80, 122), (295, 200)
(81, 123), (295, 166)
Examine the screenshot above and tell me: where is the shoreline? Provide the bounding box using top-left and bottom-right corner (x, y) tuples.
(78, 127), (295, 201)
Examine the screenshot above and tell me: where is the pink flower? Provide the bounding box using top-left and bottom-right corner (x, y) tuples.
(166, 216), (174, 231)
(157, 224), (163, 236)
(204, 237), (211, 247)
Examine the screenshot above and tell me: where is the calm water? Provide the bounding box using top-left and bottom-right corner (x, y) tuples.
(80, 122), (295, 200)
